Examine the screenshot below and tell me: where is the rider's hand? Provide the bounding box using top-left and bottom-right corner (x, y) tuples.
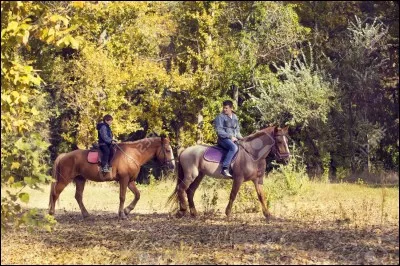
(231, 136), (238, 142)
(111, 140), (117, 144)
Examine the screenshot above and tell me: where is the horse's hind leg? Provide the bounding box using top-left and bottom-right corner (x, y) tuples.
(49, 180), (71, 215)
(186, 173), (205, 217)
(176, 176), (193, 218)
(74, 176), (90, 218)
(123, 180), (140, 216)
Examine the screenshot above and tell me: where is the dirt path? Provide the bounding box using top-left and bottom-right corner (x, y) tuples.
(2, 210), (398, 264)
(1, 181), (399, 264)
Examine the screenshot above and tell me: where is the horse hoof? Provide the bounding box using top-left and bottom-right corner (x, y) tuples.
(82, 213), (90, 219)
(189, 208), (198, 217)
(175, 210), (187, 218)
(123, 208), (130, 216)
(265, 214), (281, 222)
(119, 213), (127, 220)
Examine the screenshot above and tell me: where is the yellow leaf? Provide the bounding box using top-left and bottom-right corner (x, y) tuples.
(41, 28), (49, 39)
(7, 21), (18, 32)
(11, 91), (19, 99)
(20, 95), (28, 103)
(48, 28), (55, 36)
(22, 30), (29, 45)
(31, 107), (39, 115)
(72, 1), (85, 8)
(8, 176), (14, 184)
(69, 36), (79, 49)
(46, 35), (55, 44)
(11, 162), (20, 170)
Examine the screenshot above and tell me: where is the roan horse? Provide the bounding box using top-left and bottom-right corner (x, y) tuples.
(49, 136), (175, 219)
(167, 126), (290, 220)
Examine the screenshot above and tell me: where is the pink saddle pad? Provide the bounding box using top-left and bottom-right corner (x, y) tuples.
(87, 151), (99, 164)
(203, 145), (238, 164)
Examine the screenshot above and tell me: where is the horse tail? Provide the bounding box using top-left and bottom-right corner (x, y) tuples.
(166, 150), (185, 211)
(49, 153), (66, 209)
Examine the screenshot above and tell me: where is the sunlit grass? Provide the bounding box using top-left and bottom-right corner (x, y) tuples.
(1, 176), (399, 265)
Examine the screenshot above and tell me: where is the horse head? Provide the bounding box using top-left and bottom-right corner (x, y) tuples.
(155, 135), (175, 170)
(271, 126), (290, 164)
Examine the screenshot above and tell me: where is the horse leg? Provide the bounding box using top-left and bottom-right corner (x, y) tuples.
(123, 180), (140, 216)
(176, 177), (193, 218)
(252, 180), (272, 220)
(74, 176), (90, 218)
(225, 176), (244, 217)
(49, 179), (71, 215)
(118, 176), (129, 219)
(186, 173), (205, 217)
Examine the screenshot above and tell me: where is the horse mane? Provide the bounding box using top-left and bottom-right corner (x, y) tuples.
(118, 137), (169, 146)
(242, 127), (274, 142)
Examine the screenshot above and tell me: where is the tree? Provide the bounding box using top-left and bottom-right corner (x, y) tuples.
(1, 1), (78, 231)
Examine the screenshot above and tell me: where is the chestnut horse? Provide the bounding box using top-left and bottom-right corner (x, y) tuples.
(167, 126), (290, 220)
(49, 136), (175, 219)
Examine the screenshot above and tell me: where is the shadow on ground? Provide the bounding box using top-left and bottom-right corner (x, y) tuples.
(19, 209), (397, 264)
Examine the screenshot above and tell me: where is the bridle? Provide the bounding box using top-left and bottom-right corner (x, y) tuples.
(156, 137), (175, 169)
(271, 132), (290, 161)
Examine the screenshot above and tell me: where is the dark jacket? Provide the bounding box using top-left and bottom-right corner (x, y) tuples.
(214, 112), (243, 139)
(97, 122), (113, 145)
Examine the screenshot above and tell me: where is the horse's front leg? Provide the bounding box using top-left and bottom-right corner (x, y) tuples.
(124, 180), (140, 216)
(118, 176), (129, 219)
(252, 179), (273, 220)
(225, 176), (244, 217)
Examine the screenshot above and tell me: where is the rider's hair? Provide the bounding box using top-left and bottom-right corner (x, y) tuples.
(103, 114), (113, 122)
(222, 100), (233, 108)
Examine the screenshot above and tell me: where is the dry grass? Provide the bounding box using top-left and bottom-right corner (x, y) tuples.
(1, 177), (399, 265)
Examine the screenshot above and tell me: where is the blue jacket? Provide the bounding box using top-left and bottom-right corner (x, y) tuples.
(97, 122), (113, 145)
(214, 112), (243, 139)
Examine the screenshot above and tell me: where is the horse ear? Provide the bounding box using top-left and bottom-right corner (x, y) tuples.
(283, 126), (289, 134)
(274, 126), (279, 134)
(160, 133), (166, 142)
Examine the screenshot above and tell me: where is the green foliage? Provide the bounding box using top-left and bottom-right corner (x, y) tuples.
(254, 49), (335, 127)
(1, 1), (398, 232)
(199, 178), (220, 215)
(234, 182), (260, 214)
(265, 152), (310, 205)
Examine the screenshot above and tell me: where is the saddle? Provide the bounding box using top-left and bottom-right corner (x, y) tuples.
(203, 144), (239, 164)
(87, 143), (116, 165)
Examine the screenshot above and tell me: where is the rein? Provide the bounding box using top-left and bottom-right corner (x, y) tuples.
(114, 139), (175, 170)
(237, 140), (274, 161)
(237, 141), (258, 161)
(114, 143), (141, 168)
(237, 131), (289, 161)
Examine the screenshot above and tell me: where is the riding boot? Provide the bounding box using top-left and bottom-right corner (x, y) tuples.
(221, 167), (232, 177)
(102, 164), (111, 173)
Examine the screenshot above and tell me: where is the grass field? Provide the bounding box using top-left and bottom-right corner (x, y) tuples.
(1, 176), (399, 265)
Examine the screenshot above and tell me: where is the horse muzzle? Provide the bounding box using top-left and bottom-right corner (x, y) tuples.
(276, 153), (290, 165)
(167, 161), (175, 170)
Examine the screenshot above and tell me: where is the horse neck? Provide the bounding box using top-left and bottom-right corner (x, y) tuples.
(121, 138), (160, 165)
(241, 128), (275, 161)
